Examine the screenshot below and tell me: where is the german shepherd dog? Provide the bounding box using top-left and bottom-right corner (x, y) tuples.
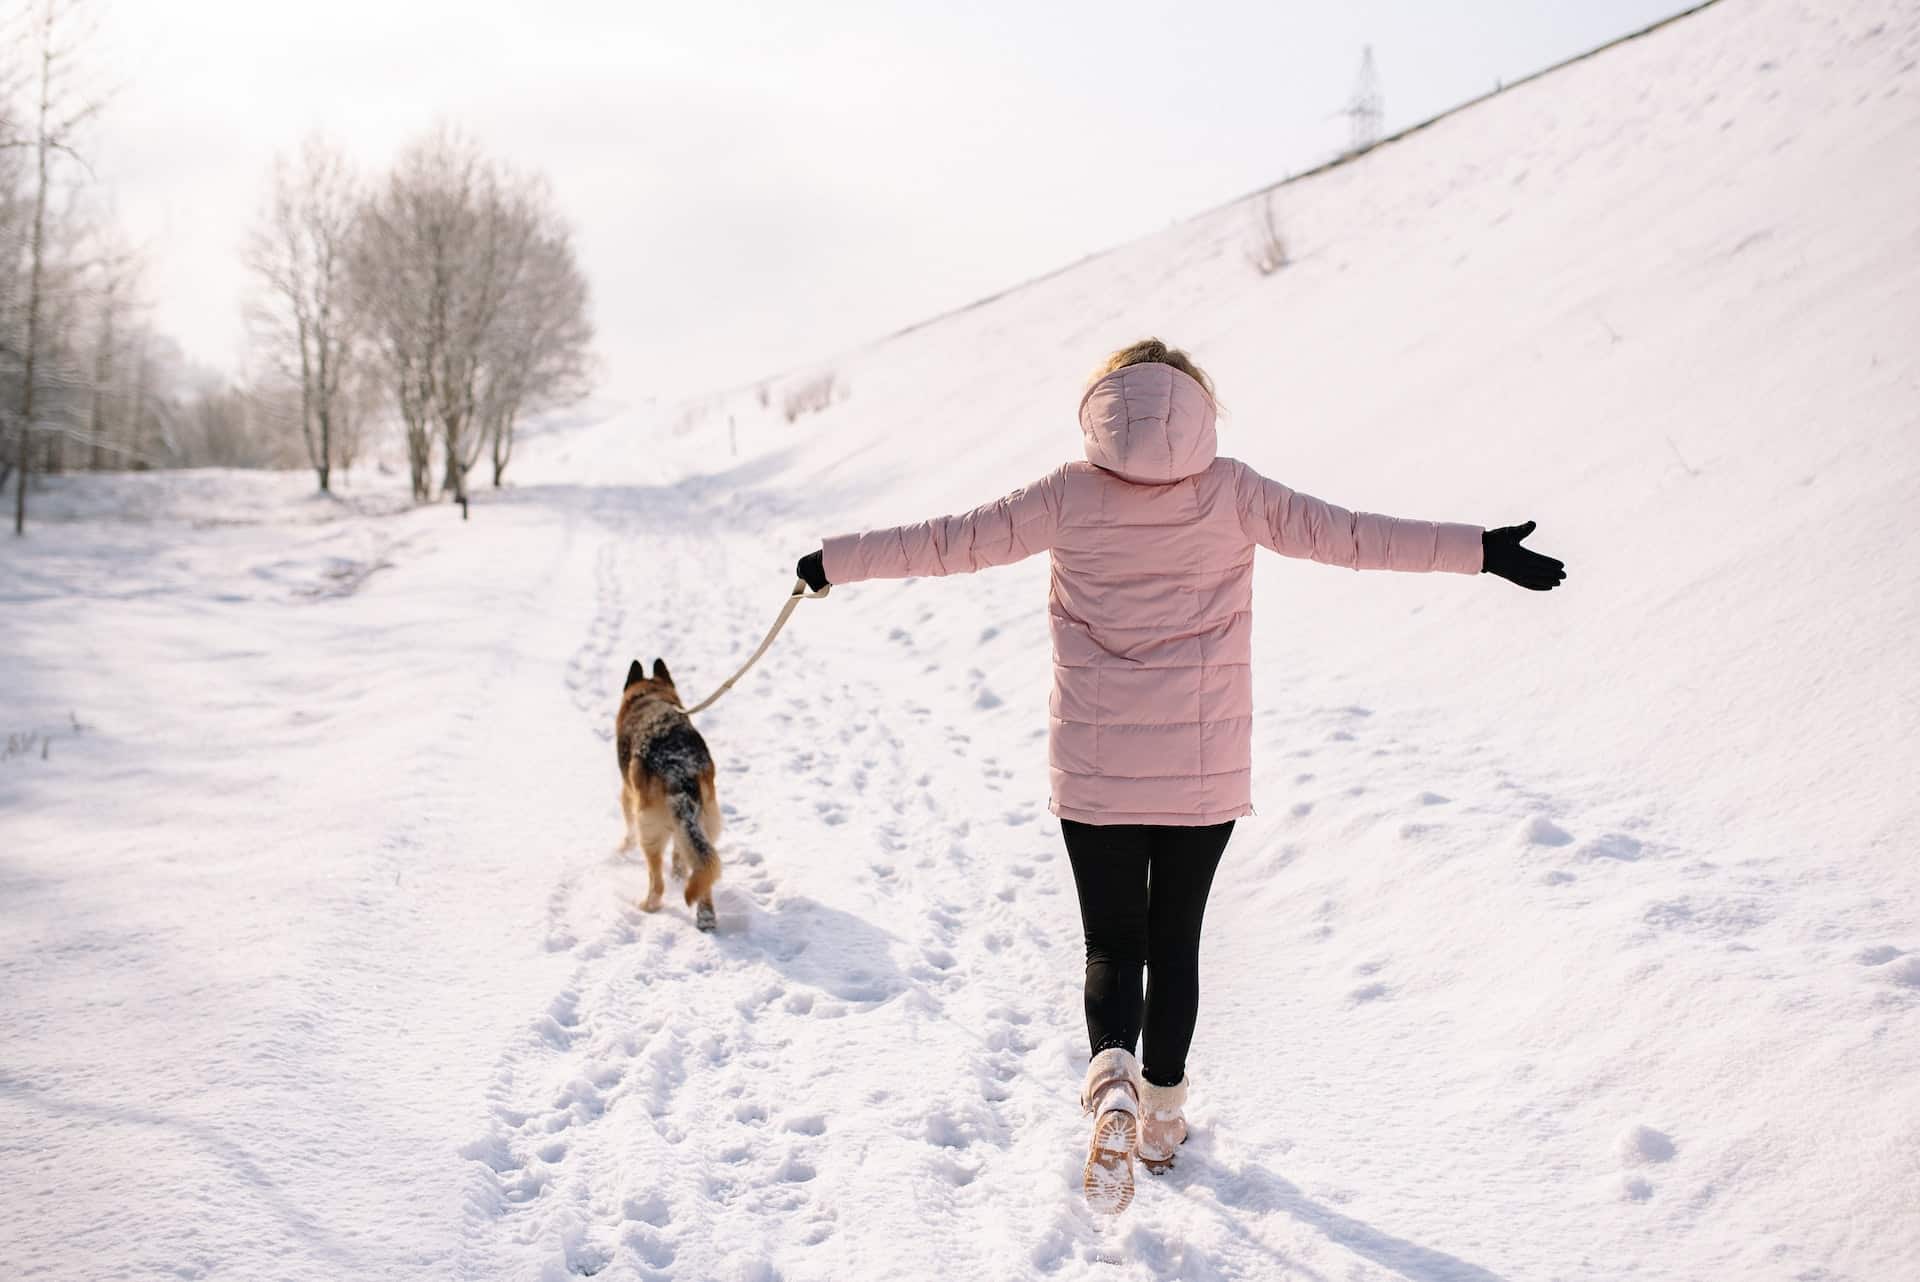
(616, 659), (723, 931)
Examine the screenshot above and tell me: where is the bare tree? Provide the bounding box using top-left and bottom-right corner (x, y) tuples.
(330, 352), (381, 476)
(245, 134), (360, 493)
(437, 164), (529, 503)
(82, 242), (139, 469)
(352, 127), (594, 504)
(2, 0), (107, 534)
(351, 127), (485, 502)
(480, 189), (592, 487)
(122, 320), (156, 467)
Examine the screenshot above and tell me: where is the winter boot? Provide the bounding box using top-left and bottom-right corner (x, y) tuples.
(1136, 1074), (1189, 1172)
(1079, 1047), (1141, 1213)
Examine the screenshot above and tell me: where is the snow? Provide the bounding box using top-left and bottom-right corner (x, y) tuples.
(5, 0), (1919, 1278)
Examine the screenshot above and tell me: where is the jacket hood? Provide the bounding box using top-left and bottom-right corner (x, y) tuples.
(1077, 362), (1218, 484)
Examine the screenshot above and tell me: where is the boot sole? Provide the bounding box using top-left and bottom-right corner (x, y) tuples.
(1082, 1109), (1138, 1214)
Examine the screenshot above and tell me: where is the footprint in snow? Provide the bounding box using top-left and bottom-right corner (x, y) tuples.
(620, 1228), (675, 1270)
(1579, 832), (1645, 861)
(1618, 1123), (1676, 1166)
(621, 1193), (670, 1227)
(776, 1155), (817, 1183)
(1873, 955), (1920, 989)
(1524, 815), (1575, 846)
(566, 1237), (613, 1276)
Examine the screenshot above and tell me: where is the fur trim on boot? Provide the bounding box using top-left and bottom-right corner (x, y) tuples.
(1079, 1048), (1141, 1213)
(1137, 1075), (1189, 1173)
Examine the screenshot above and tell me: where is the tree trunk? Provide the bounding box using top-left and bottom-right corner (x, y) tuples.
(407, 423), (430, 500)
(490, 409), (514, 487)
(129, 333), (151, 469)
(315, 334), (332, 494)
(89, 287), (114, 471)
(315, 399), (331, 493)
(447, 438), (468, 508)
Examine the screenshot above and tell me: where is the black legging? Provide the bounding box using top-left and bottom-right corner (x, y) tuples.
(1060, 818), (1234, 1088)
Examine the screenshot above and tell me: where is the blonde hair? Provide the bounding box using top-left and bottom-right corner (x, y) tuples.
(1090, 337), (1216, 400)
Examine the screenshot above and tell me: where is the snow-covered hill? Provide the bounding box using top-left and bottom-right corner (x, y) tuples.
(4, 1), (1917, 1279)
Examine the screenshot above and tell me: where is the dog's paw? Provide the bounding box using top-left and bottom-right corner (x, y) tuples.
(695, 903), (717, 932)
(642, 893), (664, 913)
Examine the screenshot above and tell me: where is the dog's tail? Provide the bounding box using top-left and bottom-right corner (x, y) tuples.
(670, 783), (720, 906)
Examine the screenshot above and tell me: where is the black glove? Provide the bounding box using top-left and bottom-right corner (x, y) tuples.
(796, 549), (830, 592)
(1481, 521), (1565, 591)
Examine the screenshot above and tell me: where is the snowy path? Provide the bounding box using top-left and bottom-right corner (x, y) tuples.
(451, 470), (1527, 1282)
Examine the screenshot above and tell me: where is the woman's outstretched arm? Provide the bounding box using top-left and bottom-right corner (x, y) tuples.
(1228, 458), (1488, 575)
(803, 465), (1067, 588)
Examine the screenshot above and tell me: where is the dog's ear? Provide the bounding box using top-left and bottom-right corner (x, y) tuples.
(624, 660), (646, 689)
(652, 657), (673, 684)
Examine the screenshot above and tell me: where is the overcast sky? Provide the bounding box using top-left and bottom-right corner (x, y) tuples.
(88, 0), (1694, 407)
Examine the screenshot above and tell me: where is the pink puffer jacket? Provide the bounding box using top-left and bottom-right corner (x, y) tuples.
(821, 362), (1484, 825)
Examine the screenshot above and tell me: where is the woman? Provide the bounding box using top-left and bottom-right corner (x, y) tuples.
(793, 339), (1565, 1213)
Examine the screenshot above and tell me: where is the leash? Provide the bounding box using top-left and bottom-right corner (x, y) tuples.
(683, 577), (829, 715)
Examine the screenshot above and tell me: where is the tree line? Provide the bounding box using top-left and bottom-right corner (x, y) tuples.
(1, 0), (595, 534)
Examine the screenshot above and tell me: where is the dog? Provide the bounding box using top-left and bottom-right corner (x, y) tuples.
(616, 658), (723, 931)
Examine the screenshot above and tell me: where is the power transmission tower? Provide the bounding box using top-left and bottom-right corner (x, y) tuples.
(1347, 45), (1383, 153)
